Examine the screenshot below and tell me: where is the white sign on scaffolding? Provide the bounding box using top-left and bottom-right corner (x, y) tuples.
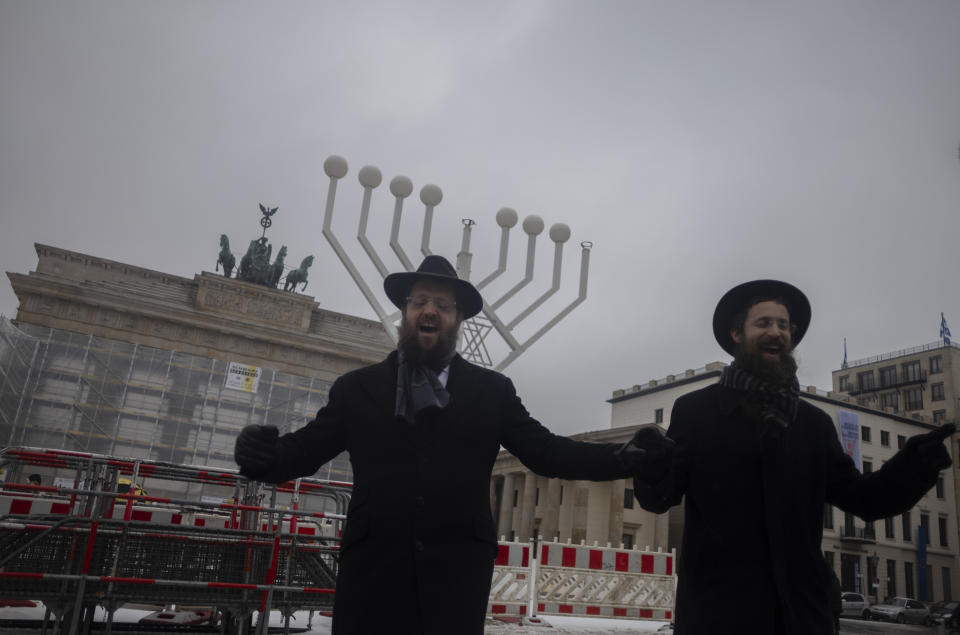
(225, 362), (262, 393)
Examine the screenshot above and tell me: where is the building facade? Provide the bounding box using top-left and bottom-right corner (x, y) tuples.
(831, 340), (960, 601)
(832, 341), (960, 425)
(489, 423), (670, 552)
(0, 244), (393, 505)
(492, 362), (960, 603)
(488, 364), (728, 554)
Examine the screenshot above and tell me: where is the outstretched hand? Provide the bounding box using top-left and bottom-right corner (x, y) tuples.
(617, 426), (677, 484)
(235, 424), (279, 479)
(903, 423), (955, 473)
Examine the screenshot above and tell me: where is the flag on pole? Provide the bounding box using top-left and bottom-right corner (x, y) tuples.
(841, 337), (848, 369)
(941, 313), (952, 345)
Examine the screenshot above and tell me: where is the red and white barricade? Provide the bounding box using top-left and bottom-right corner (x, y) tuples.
(488, 539), (676, 622)
(0, 495), (73, 517)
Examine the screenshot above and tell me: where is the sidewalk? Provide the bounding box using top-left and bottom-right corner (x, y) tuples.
(485, 616), (670, 634)
(1, 603), (673, 634)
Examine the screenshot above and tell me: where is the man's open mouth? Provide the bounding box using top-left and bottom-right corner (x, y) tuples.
(419, 324), (438, 334)
(760, 344), (782, 356)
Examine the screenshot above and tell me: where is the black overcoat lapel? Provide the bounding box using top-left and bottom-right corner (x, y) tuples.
(442, 354), (485, 419)
(356, 351), (399, 419)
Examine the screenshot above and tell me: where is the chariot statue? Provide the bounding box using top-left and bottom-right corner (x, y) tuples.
(215, 205), (313, 293)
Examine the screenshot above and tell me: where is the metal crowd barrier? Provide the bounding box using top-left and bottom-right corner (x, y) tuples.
(2, 447), (677, 633)
(488, 538), (677, 622)
(0, 447), (351, 635)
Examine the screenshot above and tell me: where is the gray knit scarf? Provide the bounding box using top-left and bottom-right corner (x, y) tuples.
(395, 349), (456, 423)
(719, 363), (800, 437)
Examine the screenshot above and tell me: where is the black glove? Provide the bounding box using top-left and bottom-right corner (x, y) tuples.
(903, 422), (955, 473)
(235, 425), (279, 479)
(617, 426), (676, 484)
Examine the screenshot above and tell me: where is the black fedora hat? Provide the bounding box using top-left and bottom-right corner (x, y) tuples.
(712, 279), (811, 356)
(384, 255), (484, 319)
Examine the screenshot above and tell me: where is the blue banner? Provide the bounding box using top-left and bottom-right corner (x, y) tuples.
(838, 411), (861, 471)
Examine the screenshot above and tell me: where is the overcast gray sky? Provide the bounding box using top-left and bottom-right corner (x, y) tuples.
(2, 1), (959, 436)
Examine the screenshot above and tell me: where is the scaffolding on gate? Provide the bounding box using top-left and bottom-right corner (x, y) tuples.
(0, 446), (351, 635)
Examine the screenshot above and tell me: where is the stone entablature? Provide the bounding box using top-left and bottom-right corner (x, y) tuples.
(195, 272), (317, 333)
(33, 242), (197, 290)
(8, 244), (393, 381)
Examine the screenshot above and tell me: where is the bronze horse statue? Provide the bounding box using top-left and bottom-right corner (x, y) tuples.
(284, 255), (314, 293)
(216, 234), (236, 278)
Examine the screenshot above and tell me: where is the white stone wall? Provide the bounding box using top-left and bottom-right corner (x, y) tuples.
(610, 378), (716, 429)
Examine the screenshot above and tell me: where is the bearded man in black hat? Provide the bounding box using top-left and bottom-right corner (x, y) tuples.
(234, 255), (661, 635)
(631, 279), (955, 635)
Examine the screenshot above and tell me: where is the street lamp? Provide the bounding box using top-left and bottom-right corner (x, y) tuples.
(868, 552), (880, 603)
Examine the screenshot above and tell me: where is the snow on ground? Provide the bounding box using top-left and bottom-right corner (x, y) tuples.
(484, 615), (670, 634)
(0, 603), (158, 624)
(1, 602), (670, 634)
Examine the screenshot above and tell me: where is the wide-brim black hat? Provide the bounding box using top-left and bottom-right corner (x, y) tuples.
(384, 255), (484, 319)
(712, 279), (811, 356)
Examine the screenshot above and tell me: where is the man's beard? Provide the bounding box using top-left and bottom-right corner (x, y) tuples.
(733, 342), (798, 387)
(398, 319), (460, 369)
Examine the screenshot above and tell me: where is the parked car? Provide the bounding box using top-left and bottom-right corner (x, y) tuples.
(929, 600), (959, 625)
(840, 592), (871, 619)
(868, 597), (930, 625)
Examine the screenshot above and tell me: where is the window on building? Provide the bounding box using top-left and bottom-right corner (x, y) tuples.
(932, 382), (945, 401)
(887, 559), (897, 598)
(944, 567), (953, 601)
(898, 435), (906, 450)
(824, 503), (834, 530)
(862, 460), (872, 473)
(931, 355), (943, 374)
(840, 553), (860, 592)
(940, 516), (949, 547)
(861, 426), (871, 443)
(905, 562), (915, 599)
(904, 388), (923, 411)
(881, 392), (899, 412)
(624, 488), (634, 509)
(934, 410), (947, 423)
(903, 361), (922, 383)
(903, 512), (912, 541)
(880, 430), (890, 447)
(885, 516), (895, 539)
(824, 550), (834, 569)
(879, 366), (897, 387)
(921, 514), (930, 545)
(559, 486), (564, 505)
(654, 408), (663, 424)
(513, 490), (518, 507)
(535, 488), (540, 506)
(622, 533), (633, 549)
(838, 375), (849, 391)
(858, 371), (875, 391)
(937, 476), (945, 499)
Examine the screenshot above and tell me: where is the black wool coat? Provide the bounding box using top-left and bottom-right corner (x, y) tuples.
(634, 384), (943, 635)
(258, 352), (630, 635)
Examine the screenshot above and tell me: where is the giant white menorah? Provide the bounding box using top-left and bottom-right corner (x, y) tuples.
(321, 155), (591, 371)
